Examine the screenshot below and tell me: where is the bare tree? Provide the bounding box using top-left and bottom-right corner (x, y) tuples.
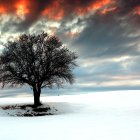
(0, 33), (77, 107)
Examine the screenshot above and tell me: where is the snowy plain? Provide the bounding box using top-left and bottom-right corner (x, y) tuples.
(0, 90), (140, 140)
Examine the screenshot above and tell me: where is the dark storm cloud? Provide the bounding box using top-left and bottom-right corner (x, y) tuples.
(117, 0), (140, 15)
(115, 0), (140, 26)
(72, 13), (140, 59)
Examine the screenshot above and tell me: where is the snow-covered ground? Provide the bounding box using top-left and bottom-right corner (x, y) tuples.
(0, 90), (140, 140)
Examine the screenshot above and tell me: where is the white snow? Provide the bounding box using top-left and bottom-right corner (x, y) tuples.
(0, 90), (140, 140)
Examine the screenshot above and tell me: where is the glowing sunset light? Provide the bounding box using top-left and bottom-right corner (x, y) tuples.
(0, 6), (6, 14)
(66, 31), (80, 39)
(76, 0), (112, 16)
(42, 0), (64, 21)
(134, 6), (140, 15)
(101, 7), (117, 14)
(90, 0), (111, 10)
(15, 0), (29, 17)
(43, 8), (64, 21)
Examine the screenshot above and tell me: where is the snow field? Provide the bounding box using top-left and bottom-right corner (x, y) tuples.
(0, 90), (140, 140)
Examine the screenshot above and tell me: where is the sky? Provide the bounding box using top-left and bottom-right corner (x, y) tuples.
(0, 0), (140, 96)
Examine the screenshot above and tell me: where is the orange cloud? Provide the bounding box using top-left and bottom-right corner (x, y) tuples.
(43, 8), (64, 21)
(90, 0), (112, 10)
(15, 0), (29, 17)
(66, 31), (80, 39)
(134, 6), (140, 15)
(76, 0), (112, 16)
(0, 0), (117, 20)
(0, 6), (6, 14)
(42, 0), (64, 21)
(0, 0), (139, 23)
(100, 7), (117, 14)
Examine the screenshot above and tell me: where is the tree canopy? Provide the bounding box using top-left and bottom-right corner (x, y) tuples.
(0, 32), (77, 106)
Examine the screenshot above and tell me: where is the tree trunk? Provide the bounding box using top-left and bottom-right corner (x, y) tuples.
(33, 85), (42, 107)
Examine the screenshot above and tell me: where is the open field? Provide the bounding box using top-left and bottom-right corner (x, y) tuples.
(0, 90), (140, 140)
